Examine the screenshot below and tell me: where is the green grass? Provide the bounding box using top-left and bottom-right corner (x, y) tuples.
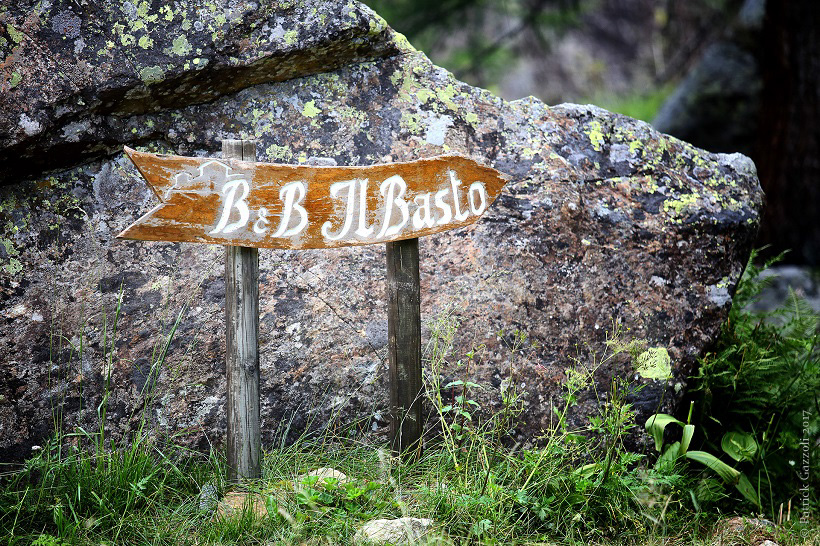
(3, 428), (816, 545)
(581, 85), (675, 122)
(0, 255), (817, 544)
(691, 250), (820, 521)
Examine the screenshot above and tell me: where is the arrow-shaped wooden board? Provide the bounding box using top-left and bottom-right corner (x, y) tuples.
(119, 147), (508, 249)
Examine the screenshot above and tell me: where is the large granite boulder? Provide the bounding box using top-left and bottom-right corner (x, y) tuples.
(0, 0), (763, 461)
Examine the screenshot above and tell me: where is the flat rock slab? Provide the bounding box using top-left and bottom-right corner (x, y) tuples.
(0, 0), (762, 460)
(711, 517), (778, 546)
(216, 491), (269, 520)
(354, 517), (435, 545)
(298, 467), (350, 484)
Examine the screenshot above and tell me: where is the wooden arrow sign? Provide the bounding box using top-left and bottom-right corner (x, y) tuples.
(119, 147), (508, 249)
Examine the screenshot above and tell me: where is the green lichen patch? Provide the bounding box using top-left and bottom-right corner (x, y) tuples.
(400, 110), (423, 135)
(138, 65), (164, 85)
(283, 29), (298, 46)
(159, 5), (174, 21)
(368, 13), (387, 35)
(437, 84), (458, 111)
(265, 144), (292, 162)
(138, 35), (154, 49)
(586, 120), (605, 152)
(302, 100), (321, 118)
(6, 24), (23, 44)
(1, 234), (22, 275)
(415, 88), (433, 104)
(662, 191), (700, 221)
(333, 105), (368, 128)
(3, 257), (22, 275)
(170, 35), (192, 56)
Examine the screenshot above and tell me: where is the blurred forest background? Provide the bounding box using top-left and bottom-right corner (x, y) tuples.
(364, 0), (820, 267)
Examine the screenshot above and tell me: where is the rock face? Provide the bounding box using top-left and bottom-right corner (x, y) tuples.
(652, 40), (761, 157)
(0, 0), (401, 184)
(0, 0), (763, 462)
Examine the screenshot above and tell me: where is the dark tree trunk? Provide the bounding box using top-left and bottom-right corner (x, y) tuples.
(755, 0), (820, 265)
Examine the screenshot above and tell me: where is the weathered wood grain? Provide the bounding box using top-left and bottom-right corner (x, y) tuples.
(386, 237), (422, 460)
(224, 140), (261, 483)
(119, 147), (508, 249)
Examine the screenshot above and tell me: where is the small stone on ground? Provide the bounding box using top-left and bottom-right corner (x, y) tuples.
(216, 491), (268, 520)
(298, 467), (349, 484)
(354, 517), (434, 545)
(712, 516), (778, 546)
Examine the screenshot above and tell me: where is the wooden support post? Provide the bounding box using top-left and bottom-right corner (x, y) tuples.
(121, 144), (506, 470)
(386, 237), (423, 459)
(224, 139), (261, 482)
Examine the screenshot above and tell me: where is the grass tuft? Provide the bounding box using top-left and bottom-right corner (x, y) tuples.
(0, 252), (817, 544)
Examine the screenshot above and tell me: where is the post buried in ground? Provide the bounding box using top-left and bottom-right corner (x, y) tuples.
(224, 139), (261, 482)
(386, 237), (423, 459)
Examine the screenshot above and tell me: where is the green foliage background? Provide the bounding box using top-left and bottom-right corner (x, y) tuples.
(363, 0), (743, 121)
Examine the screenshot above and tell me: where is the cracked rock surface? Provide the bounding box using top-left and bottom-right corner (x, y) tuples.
(0, 0), (762, 461)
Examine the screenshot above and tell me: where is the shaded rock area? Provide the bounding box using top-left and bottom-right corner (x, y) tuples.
(746, 266), (820, 314)
(0, 0), (763, 462)
(653, 0), (765, 158)
(652, 40), (761, 157)
(653, 0), (820, 266)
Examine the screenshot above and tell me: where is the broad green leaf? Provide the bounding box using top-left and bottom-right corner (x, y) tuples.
(471, 519), (492, 536)
(645, 413), (684, 452)
(721, 431), (758, 462)
(265, 495), (279, 515)
(660, 441), (682, 463)
(685, 451), (741, 484)
(345, 487), (364, 500)
(735, 473), (761, 507)
(635, 347), (673, 380)
(574, 462), (599, 479)
(689, 489), (701, 512)
(680, 424), (695, 455)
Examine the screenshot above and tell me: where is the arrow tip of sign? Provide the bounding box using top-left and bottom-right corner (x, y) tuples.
(123, 146), (141, 168)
